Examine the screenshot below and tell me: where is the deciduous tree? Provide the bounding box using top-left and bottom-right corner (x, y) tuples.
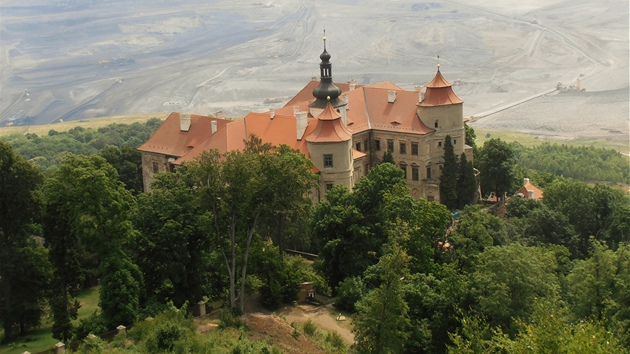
(0, 141), (52, 341)
(478, 138), (516, 202)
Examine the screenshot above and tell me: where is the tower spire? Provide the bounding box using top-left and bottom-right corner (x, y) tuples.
(309, 31), (344, 110)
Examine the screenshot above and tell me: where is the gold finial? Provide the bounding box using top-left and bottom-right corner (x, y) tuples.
(327, 96), (331, 101)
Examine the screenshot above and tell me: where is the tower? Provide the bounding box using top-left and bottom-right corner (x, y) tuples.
(308, 34), (348, 122)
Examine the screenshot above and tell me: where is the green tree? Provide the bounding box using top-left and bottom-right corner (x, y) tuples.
(99, 145), (143, 194)
(567, 241), (630, 344)
(544, 179), (629, 257)
(448, 299), (629, 354)
(440, 135), (458, 210)
(449, 205), (507, 270)
(311, 163), (409, 290)
(464, 123), (477, 156)
(353, 230), (411, 353)
(473, 244), (560, 335)
(0, 141), (52, 341)
(132, 168), (214, 307)
(43, 203), (83, 342)
(478, 138), (516, 202)
(192, 137), (315, 314)
(456, 153), (477, 209)
(44, 154), (143, 327)
(405, 263), (475, 354)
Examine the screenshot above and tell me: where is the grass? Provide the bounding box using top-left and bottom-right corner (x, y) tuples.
(0, 287), (100, 354)
(475, 128), (629, 154)
(0, 113), (168, 138)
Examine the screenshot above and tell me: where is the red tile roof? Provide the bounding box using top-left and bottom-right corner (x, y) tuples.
(342, 85), (434, 135)
(284, 79), (354, 108)
(419, 70), (463, 107)
(305, 103), (352, 143)
(138, 112), (229, 157)
(143, 71), (461, 167)
(515, 182), (544, 200)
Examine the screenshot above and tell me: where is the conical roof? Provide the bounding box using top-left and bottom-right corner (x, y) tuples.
(420, 67), (463, 107)
(305, 103), (352, 143)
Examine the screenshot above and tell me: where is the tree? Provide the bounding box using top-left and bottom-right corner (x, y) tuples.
(448, 299), (629, 354)
(544, 179), (629, 257)
(44, 154), (143, 327)
(0, 141), (52, 341)
(449, 205), (507, 270)
(132, 168), (215, 307)
(473, 244), (560, 335)
(478, 138), (516, 202)
(464, 123), (477, 155)
(192, 137), (316, 314)
(456, 153), (477, 209)
(43, 203), (84, 342)
(353, 229), (411, 353)
(567, 241), (630, 344)
(440, 135), (458, 210)
(405, 263), (475, 354)
(99, 145), (143, 194)
(311, 163), (409, 290)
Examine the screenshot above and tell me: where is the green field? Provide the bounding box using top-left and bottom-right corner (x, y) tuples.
(0, 113), (168, 138)
(474, 128), (629, 154)
(0, 287), (100, 354)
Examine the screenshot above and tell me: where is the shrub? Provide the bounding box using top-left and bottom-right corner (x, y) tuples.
(335, 276), (366, 312)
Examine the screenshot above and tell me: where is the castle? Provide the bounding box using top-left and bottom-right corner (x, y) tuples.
(138, 38), (471, 203)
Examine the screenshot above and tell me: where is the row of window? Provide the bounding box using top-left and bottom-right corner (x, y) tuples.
(398, 164), (430, 181)
(355, 138), (456, 155)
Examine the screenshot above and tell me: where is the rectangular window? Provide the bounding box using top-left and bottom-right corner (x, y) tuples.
(400, 164), (407, 179)
(453, 139), (457, 146)
(426, 166), (431, 180)
(400, 142), (407, 155)
(375, 139), (381, 151)
(411, 143), (419, 156)
(412, 166), (419, 181)
(152, 162), (159, 174)
(355, 142), (361, 152)
(387, 140), (394, 153)
(324, 154), (333, 168)
(427, 195), (435, 202)
(438, 141), (442, 149)
(325, 183), (334, 192)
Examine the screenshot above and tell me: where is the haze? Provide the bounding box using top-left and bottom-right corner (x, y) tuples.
(1, 0), (627, 141)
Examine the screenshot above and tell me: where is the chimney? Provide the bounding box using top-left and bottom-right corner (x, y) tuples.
(388, 90), (397, 103)
(180, 113), (191, 132)
(415, 85), (425, 102)
(348, 79), (357, 91)
(528, 190), (535, 199)
(211, 120), (217, 134)
(343, 94), (349, 108)
(524, 178), (530, 185)
(270, 108), (275, 120)
(296, 111), (308, 140)
(293, 105), (300, 116)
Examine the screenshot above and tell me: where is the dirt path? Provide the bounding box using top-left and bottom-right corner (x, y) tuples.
(278, 304), (355, 345)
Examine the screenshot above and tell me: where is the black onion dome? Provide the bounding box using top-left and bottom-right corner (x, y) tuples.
(309, 36), (345, 109)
